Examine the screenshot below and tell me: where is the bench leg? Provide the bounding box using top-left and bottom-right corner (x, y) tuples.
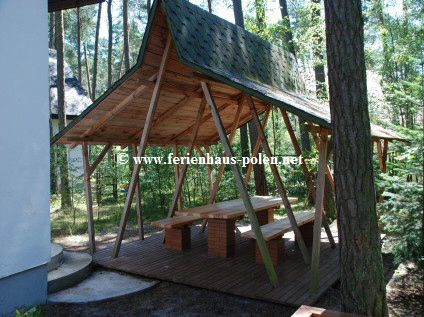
(295, 222), (314, 247)
(256, 208), (275, 226)
(208, 218), (235, 257)
(165, 226), (191, 251)
(256, 236), (284, 265)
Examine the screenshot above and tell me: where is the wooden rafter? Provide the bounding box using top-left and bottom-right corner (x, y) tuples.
(245, 94), (311, 265)
(201, 82), (279, 287)
(112, 34), (172, 258)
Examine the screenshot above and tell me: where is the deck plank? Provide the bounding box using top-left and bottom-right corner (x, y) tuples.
(93, 225), (339, 307)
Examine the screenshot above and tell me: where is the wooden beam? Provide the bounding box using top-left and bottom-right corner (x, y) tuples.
(132, 144), (144, 240)
(202, 82), (279, 287)
(83, 72), (157, 138)
(88, 143), (112, 176)
(82, 142), (95, 254)
(64, 137), (214, 147)
(49, 0), (105, 12)
(173, 144), (183, 211)
(382, 139), (389, 173)
(170, 103), (233, 141)
(131, 96), (192, 139)
(245, 94), (311, 265)
(112, 34), (172, 258)
(210, 111), (253, 142)
(166, 98), (207, 221)
(244, 107), (271, 186)
(310, 130), (329, 294)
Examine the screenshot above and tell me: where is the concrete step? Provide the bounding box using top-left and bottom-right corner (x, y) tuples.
(47, 251), (92, 294)
(47, 243), (64, 272)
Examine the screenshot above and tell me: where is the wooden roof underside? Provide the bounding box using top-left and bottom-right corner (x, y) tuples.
(48, 0), (105, 12)
(52, 0), (404, 146)
(54, 7), (268, 147)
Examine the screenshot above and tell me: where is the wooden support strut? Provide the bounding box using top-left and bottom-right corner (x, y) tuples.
(165, 98), (207, 223)
(112, 34), (172, 258)
(132, 144), (144, 240)
(244, 107), (271, 186)
(202, 82), (279, 287)
(199, 97), (245, 233)
(173, 144), (183, 211)
(310, 129), (329, 294)
(245, 94), (311, 265)
(281, 110), (335, 248)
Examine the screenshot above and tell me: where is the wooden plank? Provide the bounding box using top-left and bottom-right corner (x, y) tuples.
(241, 211), (315, 241)
(310, 130), (329, 294)
(246, 94), (311, 265)
(151, 216), (201, 228)
(112, 35), (172, 258)
(244, 107), (271, 186)
(82, 142), (95, 254)
(88, 143), (112, 176)
(132, 144), (144, 240)
(201, 82), (279, 288)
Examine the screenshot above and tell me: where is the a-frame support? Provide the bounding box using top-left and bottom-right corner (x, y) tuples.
(281, 110), (335, 248)
(201, 82), (279, 287)
(310, 130), (329, 293)
(245, 95), (311, 265)
(173, 144), (183, 211)
(82, 142), (112, 254)
(112, 34), (172, 258)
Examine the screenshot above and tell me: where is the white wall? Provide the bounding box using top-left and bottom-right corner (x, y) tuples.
(0, 0), (50, 278)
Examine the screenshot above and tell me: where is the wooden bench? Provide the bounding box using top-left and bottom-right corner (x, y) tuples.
(151, 216), (201, 251)
(241, 211), (315, 265)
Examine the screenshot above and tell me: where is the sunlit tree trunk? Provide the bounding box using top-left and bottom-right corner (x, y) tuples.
(92, 3), (102, 100)
(324, 0), (388, 314)
(77, 8), (82, 82)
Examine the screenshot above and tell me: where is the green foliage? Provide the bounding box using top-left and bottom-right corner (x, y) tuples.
(377, 174), (423, 268)
(15, 306), (42, 317)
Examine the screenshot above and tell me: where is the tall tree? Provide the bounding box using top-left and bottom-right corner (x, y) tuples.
(55, 10), (72, 208)
(324, 0), (388, 315)
(92, 3), (102, 100)
(107, 0), (113, 88)
(312, 0), (327, 100)
(49, 13), (55, 49)
(232, 0), (250, 175)
(77, 8), (82, 82)
(207, 0), (212, 13)
(123, 0), (130, 72)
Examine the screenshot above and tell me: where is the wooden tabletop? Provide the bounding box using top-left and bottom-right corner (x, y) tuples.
(175, 196), (298, 219)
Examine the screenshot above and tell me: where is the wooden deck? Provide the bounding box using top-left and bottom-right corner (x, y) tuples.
(93, 225), (339, 307)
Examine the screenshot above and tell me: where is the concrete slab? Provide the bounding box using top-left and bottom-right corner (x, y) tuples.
(47, 269), (159, 303)
(47, 243), (64, 272)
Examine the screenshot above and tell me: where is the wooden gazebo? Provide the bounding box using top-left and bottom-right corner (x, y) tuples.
(52, 0), (403, 294)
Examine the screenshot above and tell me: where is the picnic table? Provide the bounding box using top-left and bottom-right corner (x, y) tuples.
(174, 196), (298, 257)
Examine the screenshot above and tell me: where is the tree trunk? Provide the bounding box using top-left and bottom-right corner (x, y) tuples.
(248, 122), (268, 195)
(324, 0), (388, 315)
(123, 0), (130, 72)
(55, 11), (72, 209)
(49, 13), (54, 49)
(109, 148), (118, 201)
(278, 0), (295, 56)
(207, 0), (212, 13)
(232, 0), (249, 174)
(77, 7), (82, 82)
(92, 3), (102, 100)
(312, 0), (327, 100)
(254, 0), (266, 36)
(107, 0), (113, 88)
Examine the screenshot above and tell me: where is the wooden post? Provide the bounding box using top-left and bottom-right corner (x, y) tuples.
(281, 110), (335, 248)
(310, 130), (329, 294)
(82, 142), (95, 254)
(244, 107), (271, 186)
(132, 144), (144, 240)
(112, 34), (172, 258)
(199, 99), (244, 232)
(245, 94), (311, 265)
(173, 144), (183, 210)
(166, 98), (206, 220)
(201, 82), (279, 287)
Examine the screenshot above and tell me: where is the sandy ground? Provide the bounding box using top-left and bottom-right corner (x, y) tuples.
(44, 228), (423, 317)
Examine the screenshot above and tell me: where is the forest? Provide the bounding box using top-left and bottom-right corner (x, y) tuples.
(49, 0), (422, 286)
